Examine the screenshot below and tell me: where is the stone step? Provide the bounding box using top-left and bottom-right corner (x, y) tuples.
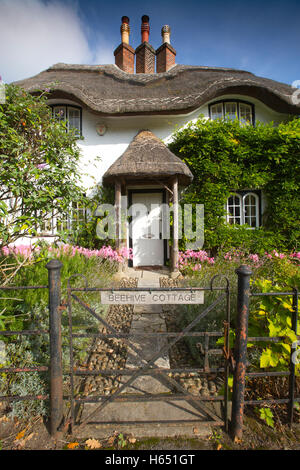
(75, 399), (222, 439)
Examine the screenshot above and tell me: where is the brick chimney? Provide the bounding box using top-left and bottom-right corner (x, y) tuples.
(156, 25), (176, 73)
(135, 15), (156, 74)
(114, 16), (135, 73)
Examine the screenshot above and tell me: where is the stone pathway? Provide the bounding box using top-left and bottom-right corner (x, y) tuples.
(120, 273), (170, 395)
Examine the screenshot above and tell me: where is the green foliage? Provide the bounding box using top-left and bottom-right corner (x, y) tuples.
(249, 279), (299, 372)
(0, 283), (109, 420)
(74, 184), (115, 249)
(0, 84), (87, 249)
(169, 117), (300, 253)
(0, 245), (117, 335)
(256, 407), (275, 428)
(177, 253), (299, 372)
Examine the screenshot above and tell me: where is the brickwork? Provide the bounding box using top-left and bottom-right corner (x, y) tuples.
(114, 43), (135, 74)
(156, 43), (176, 73)
(135, 42), (156, 74)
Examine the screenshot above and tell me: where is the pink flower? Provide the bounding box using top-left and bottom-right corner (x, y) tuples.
(249, 254), (260, 263)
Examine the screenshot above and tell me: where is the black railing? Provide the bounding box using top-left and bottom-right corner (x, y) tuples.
(0, 261), (298, 441)
(0, 260), (63, 436)
(230, 266), (299, 440)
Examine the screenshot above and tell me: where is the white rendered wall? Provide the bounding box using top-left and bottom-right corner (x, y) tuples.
(62, 94), (290, 194)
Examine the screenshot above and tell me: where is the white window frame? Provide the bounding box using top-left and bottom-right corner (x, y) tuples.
(239, 102), (253, 125)
(209, 100), (255, 125)
(34, 202), (86, 236)
(226, 191), (260, 228)
(227, 193), (243, 226)
(52, 104), (82, 136)
(56, 202), (86, 233)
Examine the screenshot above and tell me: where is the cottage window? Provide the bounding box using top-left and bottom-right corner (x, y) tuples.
(209, 100), (254, 125)
(226, 192), (260, 228)
(239, 103), (252, 125)
(56, 202), (86, 232)
(52, 105), (82, 135)
(224, 102), (238, 121)
(33, 202), (86, 236)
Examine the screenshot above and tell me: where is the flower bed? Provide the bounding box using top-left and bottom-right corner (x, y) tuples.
(1, 243), (133, 264)
(177, 248), (300, 274)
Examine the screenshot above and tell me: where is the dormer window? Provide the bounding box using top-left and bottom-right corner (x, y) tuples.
(209, 100), (254, 125)
(52, 105), (82, 136)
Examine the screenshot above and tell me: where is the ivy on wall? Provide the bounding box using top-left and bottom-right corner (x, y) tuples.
(168, 116), (300, 254)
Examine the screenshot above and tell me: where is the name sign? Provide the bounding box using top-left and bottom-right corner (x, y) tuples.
(101, 290), (204, 305)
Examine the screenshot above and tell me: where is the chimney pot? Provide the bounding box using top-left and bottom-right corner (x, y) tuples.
(141, 14), (150, 43)
(161, 25), (171, 44)
(120, 16), (130, 44)
(114, 16), (135, 73)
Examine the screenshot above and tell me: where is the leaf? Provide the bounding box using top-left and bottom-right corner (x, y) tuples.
(107, 435), (116, 446)
(234, 437), (242, 444)
(85, 438), (102, 449)
(15, 429), (26, 440)
(128, 437), (136, 444)
(259, 407), (274, 428)
(260, 348), (279, 368)
(16, 433), (35, 448)
(67, 442), (79, 449)
(0, 416), (9, 423)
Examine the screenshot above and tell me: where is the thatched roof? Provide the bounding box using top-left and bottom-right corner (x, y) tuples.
(102, 130), (193, 185)
(13, 63), (300, 116)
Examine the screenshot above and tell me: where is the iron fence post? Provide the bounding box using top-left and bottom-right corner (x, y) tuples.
(46, 259), (63, 437)
(231, 264), (252, 441)
(288, 288), (298, 426)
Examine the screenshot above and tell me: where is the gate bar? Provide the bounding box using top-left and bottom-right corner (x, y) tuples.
(47, 259), (64, 437)
(231, 265), (252, 441)
(288, 288), (299, 426)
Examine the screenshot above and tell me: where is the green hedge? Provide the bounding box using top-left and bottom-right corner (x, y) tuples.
(168, 117), (300, 254)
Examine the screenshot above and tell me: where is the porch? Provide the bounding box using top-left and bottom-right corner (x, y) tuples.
(102, 130), (193, 274)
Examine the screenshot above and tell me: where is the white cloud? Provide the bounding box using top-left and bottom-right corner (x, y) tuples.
(0, 0), (112, 83)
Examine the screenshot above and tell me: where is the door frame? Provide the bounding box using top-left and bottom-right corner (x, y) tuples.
(127, 188), (168, 268)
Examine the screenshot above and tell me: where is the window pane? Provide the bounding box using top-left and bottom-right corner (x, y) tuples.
(53, 106), (66, 122)
(210, 103), (223, 120)
(71, 202), (85, 229)
(224, 102), (237, 121)
(68, 107), (81, 134)
(244, 194), (258, 227)
(37, 210), (55, 234)
(227, 194), (242, 225)
(240, 103), (252, 124)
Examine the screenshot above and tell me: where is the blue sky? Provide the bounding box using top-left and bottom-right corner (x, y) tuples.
(1, 0), (299, 86)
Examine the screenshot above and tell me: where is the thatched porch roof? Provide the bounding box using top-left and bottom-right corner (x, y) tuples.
(102, 130), (193, 186)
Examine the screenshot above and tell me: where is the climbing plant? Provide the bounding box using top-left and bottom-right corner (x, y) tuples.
(168, 116), (300, 254)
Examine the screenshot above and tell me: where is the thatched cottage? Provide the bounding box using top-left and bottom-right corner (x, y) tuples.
(14, 15), (300, 271)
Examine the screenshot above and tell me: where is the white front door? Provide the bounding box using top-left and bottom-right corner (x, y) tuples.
(130, 192), (165, 267)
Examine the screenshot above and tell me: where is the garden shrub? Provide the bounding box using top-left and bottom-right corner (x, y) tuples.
(176, 249), (299, 367)
(0, 242), (131, 419)
(168, 117), (300, 254)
